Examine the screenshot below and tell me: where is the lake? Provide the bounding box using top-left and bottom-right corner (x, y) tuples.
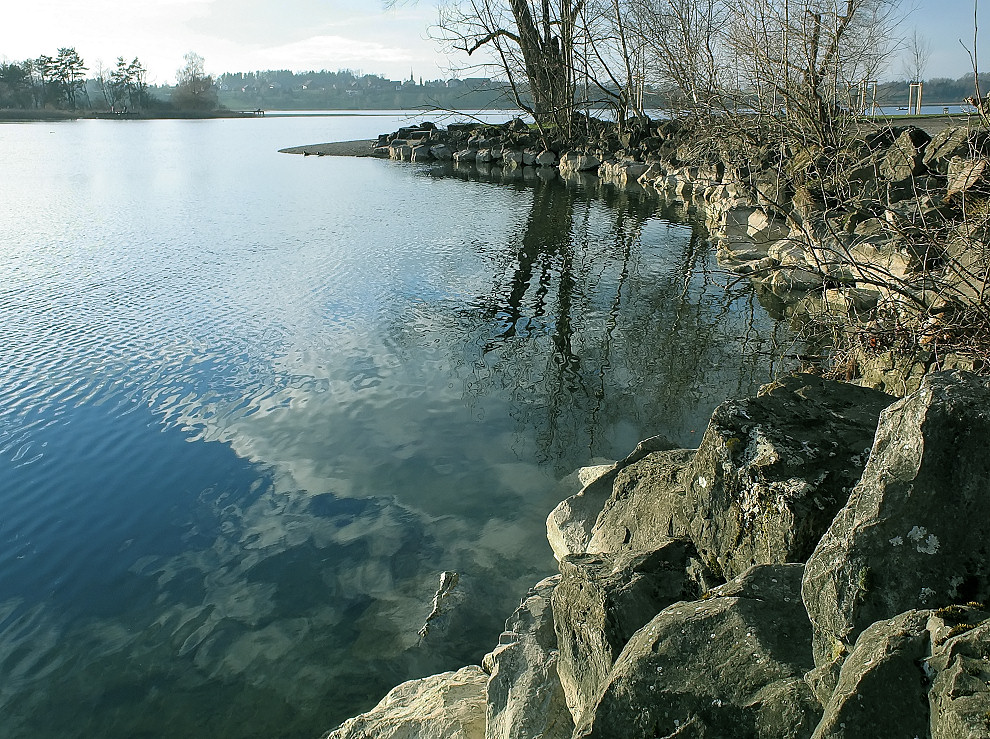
(0, 112), (792, 737)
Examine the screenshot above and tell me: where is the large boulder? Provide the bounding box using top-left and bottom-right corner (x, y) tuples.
(810, 610), (931, 739)
(924, 126), (988, 176)
(535, 150), (558, 167)
(880, 127), (931, 183)
(411, 144), (434, 162)
(547, 436), (675, 560)
(586, 448), (694, 555)
(483, 576), (573, 739)
(682, 374), (895, 581)
(803, 370), (990, 666)
(552, 541), (697, 726)
(946, 156), (990, 199)
(575, 564), (820, 738)
(323, 665), (487, 739)
(558, 151), (601, 173)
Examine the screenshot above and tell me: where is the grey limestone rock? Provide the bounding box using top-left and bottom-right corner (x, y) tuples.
(430, 144), (453, 161)
(575, 564), (820, 739)
(928, 613), (990, 739)
(682, 374), (894, 582)
(552, 541), (698, 727)
(483, 576), (574, 739)
(323, 665), (487, 739)
(803, 370), (990, 666)
(535, 150), (558, 167)
(411, 144), (434, 162)
(546, 435), (676, 560)
(810, 610), (931, 739)
(558, 151), (601, 173)
(880, 127), (931, 183)
(924, 127), (988, 176)
(946, 157), (990, 199)
(586, 448), (694, 556)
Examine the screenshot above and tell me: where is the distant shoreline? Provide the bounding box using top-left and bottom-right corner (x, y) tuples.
(0, 109), (264, 122)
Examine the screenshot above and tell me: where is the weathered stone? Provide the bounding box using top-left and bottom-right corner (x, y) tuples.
(928, 613), (990, 739)
(820, 287), (880, 316)
(683, 374), (894, 581)
(476, 149), (494, 164)
(847, 239), (918, 281)
(410, 144), (433, 162)
(553, 542), (698, 727)
(811, 610), (931, 739)
(598, 159), (649, 186)
(803, 370), (990, 666)
(768, 239), (814, 267)
(547, 435), (675, 560)
(323, 665), (487, 739)
(576, 564), (820, 738)
(722, 205), (760, 237)
(453, 149), (476, 164)
(718, 235), (773, 268)
(946, 157), (989, 198)
(558, 151), (601, 173)
(880, 127), (931, 183)
(767, 267), (825, 293)
(430, 144), (453, 161)
(535, 150), (558, 167)
(924, 126), (987, 176)
(748, 209), (791, 243)
(483, 576), (573, 739)
(586, 448), (694, 555)
(501, 149), (523, 167)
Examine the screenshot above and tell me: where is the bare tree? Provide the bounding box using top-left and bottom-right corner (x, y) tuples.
(433, 0), (587, 138)
(901, 27), (932, 82)
(721, 0), (899, 149)
(627, 0), (728, 116)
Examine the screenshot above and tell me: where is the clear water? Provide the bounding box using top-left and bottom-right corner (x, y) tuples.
(0, 113), (791, 738)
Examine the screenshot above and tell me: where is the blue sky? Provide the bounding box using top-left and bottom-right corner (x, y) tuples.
(0, 0), (984, 84)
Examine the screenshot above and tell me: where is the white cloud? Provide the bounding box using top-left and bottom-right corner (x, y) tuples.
(254, 34), (415, 69)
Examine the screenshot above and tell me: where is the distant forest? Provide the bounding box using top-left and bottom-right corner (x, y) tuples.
(1, 46), (987, 115)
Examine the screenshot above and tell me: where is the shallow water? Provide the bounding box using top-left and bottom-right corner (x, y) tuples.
(0, 113), (791, 737)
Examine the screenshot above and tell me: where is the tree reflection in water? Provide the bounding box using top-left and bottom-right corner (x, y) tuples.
(425, 164), (795, 472)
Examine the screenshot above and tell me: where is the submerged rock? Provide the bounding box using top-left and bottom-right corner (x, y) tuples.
(804, 370), (990, 666)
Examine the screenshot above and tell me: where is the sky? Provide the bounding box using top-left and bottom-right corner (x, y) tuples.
(0, 0), (986, 85)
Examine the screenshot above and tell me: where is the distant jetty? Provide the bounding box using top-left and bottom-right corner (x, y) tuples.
(278, 139), (378, 157)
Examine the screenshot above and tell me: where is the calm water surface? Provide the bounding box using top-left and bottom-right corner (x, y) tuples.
(0, 113), (791, 737)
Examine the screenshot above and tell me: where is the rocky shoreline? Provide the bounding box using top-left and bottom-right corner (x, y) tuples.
(291, 115), (990, 394)
(300, 117), (990, 738)
(324, 370), (990, 739)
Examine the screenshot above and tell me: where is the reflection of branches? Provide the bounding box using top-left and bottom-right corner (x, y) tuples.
(418, 168), (797, 468)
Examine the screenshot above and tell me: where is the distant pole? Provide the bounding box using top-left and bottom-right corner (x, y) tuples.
(909, 81), (924, 115)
